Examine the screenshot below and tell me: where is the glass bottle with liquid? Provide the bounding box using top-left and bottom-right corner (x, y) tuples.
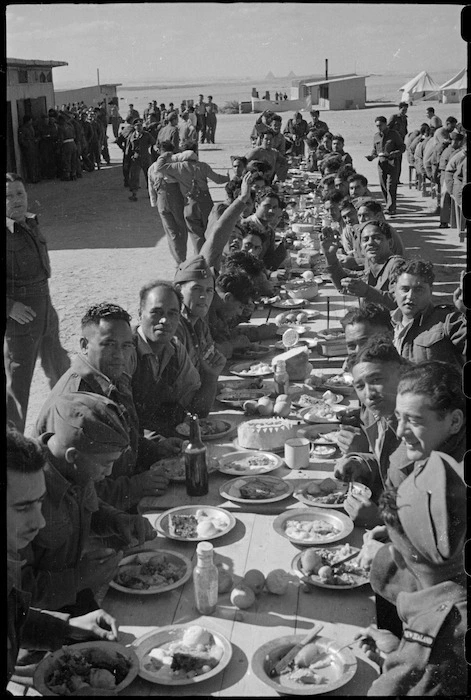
(193, 541), (218, 615)
(184, 414), (209, 496)
(274, 359), (290, 396)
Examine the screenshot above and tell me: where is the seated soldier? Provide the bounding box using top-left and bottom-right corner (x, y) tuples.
(358, 452), (466, 697)
(321, 221), (405, 309)
(174, 255), (227, 377)
(348, 173), (373, 206)
(201, 171), (254, 273)
(331, 134), (353, 167)
(7, 427), (120, 686)
(245, 131), (288, 184)
(33, 302), (174, 512)
(390, 259), (466, 368)
(242, 188), (288, 271)
(355, 198), (405, 258)
(222, 250), (275, 298)
(208, 270), (257, 358)
(22, 392), (155, 614)
(132, 280), (217, 435)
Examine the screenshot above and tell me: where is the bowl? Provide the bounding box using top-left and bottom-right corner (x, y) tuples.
(33, 641), (139, 696)
(132, 624), (232, 685)
(153, 505), (236, 542)
(273, 508), (354, 546)
(251, 633), (357, 695)
(110, 549), (193, 595)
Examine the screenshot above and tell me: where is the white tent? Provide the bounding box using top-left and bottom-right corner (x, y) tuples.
(439, 68), (467, 104)
(399, 70), (441, 103)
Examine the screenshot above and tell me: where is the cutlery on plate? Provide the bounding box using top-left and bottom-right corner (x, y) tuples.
(268, 622), (324, 677)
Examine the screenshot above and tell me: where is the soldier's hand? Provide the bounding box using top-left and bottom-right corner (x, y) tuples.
(334, 455), (371, 484)
(130, 469), (169, 498)
(336, 426), (364, 454)
(112, 513), (156, 546)
(78, 548), (123, 592)
(155, 437), (183, 457)
(9, 301), (37, 324)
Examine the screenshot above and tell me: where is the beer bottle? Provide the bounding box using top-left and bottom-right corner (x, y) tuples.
(184, 414), (209, 496)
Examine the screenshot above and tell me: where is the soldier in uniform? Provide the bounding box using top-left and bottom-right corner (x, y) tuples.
(18, 116), (41, 184)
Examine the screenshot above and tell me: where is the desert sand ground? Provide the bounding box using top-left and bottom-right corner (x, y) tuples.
(22, 104), (465, 434)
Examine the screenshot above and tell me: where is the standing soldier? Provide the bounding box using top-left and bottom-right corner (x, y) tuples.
(37, 114), (58, 179)
(56, 114), (78, 181)
(109, 101), (122, 140)
(126, 118), (156, 202)
(195, 95), (207, 144)
(18, 116), (41, 183)
(205, 96), (219, 144)
(366, 116), (405, 216)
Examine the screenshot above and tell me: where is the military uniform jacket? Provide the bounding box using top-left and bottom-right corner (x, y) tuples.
(368, 581), (467, 696)
(131, 328), (201, 434)
(175, 310), (216, 373)
(391, 303), (466, 367)
(326, 254), (404, 310)
(32, 354), (161, 512)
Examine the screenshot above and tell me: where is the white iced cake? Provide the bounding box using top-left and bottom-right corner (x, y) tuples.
(238, 418), (298, 451)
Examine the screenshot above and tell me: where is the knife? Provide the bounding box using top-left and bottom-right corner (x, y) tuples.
(268, 622), (324, 677)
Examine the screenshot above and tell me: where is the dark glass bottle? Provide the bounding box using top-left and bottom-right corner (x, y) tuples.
(185, 414), (209, 496)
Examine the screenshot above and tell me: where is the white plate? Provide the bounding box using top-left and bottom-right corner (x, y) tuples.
(175, 418), (235, 441)
(216, 389), (267, 407)
(218, 450), (284, 475)
(33, 641), (139, 696)
(230, 361), (274, 378)
(273, 508), (354, 545)
(154, 506), (236, 542)
(132, 624), (232, 685)
(291, 548), (369, 589)
(274, 337), (317, 351)
(317, 328), (346, 341)
(298, 405), (345, 424)
(219, 475), (294, 504)
(251, 634), (357, 695)
(110, 549), (193, 595)
(276, 324), (307, 335)
(270, 298), (306, 309)
(294, 392), (343, 409)
(294, 481), (371, 509)
(151, 456), (186, 482)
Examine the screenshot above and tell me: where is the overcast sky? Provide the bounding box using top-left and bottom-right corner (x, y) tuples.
(6, 3), (466, 87)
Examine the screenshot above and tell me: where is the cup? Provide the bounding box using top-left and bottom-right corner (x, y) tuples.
(284, 437), (310, 470)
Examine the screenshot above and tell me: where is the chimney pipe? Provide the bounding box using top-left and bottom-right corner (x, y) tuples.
(325, 59), (328, 81)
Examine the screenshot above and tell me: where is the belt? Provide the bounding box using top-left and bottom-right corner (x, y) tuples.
(62, 139), (74, 144)
(8, 280), (50, 297)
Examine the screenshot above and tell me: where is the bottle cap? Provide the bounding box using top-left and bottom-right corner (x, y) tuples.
(197, 541), (213, 555)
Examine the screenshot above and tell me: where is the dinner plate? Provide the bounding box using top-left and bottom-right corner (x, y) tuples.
(132, 624), (232, 685)
(273, 508), (354, 545)
(33, 641), (139, 696)
(270, 298), (306, 309)
(291, 547), (369, 589)
(216, 388), (268, 407)
(231, 344), (271, 360)
(276, 324), (308, 335)
(318, 374), (356, 397)
(298, 405), (346, 424)
(294, 481), (371, 509)
(217, 450), (284, 476)
(110, 549), (193, 595)
(293, 392), (343, 409)
(251, 634), (357, 695)
(230, 361), (274, 378)
(175, 418), (234, 441)
(154, 505), (236, 542)
(150, 456), (186, 482)
(219, 475), (294, 504)
(317, 328), (346, 341)
(274, 336), (317, 351)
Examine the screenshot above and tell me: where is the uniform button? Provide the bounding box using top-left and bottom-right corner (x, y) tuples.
(72, 373), (78, 377)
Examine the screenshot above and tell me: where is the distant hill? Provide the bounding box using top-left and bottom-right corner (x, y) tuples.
(287, 70), (297, 79)
(265, 71), (276, 80)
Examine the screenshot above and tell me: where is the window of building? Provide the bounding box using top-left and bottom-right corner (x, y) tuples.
(18, 69), (28, 84)
(40, 72), (46, 83)
(46, 71), (52, 82)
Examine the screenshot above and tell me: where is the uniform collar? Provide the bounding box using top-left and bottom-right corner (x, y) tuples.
(136, 325), (177, 360)
(397, 579), (465, 621)
(6, 213), (37, 233)
(72, 353), (124, 393)
(391, 302), (436, 328)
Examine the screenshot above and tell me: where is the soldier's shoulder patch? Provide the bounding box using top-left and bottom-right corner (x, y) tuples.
(403, 629), (434, 647)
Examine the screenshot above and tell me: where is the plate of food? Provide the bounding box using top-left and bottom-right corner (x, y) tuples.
(251, 633), (357, 695)
(219, 475), (294, 504)
(230, 361), (274, 378)
(217, 450), (284, 476)
(292, 543), (369, 589)
(154, 506), (236, 542)
(175, 418), (234, 441)
(294, 392), (343, 409)
(294, 478), (372, 509)
(132, 624), (232, 685)
(110, 549), (193, 595)
(270, 298), (306, 309)
(317, 328), (346, 341)
(33, 641), (139, 696)
(216, 388), (268, 407)
(231, 344), (272, 360)
(298, 404), (346, 424)
(273, 508), (354, 545)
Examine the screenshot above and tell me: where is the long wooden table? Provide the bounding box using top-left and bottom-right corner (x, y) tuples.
(100, 281), (381, 696)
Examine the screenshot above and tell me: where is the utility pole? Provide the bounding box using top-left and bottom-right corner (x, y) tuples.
(97, 68), (100, 87)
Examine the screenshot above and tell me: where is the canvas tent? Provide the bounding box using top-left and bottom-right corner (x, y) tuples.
(399, 70), (440, 103)
(439, 68), (467, 103)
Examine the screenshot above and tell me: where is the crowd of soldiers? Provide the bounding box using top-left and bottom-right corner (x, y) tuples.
(17, 101), (113, 183)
